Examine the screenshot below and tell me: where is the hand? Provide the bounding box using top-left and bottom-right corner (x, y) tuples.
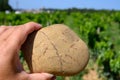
(0, 22), (55, 80)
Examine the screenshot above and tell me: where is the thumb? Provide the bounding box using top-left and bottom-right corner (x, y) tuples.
(28, 73), (56, 80)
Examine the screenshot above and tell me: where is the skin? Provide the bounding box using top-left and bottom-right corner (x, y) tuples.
(0, 22), (55, 80)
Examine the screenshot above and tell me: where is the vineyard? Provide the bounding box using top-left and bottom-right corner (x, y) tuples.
(0, 9), (120, 80)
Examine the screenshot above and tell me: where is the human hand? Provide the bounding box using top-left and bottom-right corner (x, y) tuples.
(0, 22), (56, 80)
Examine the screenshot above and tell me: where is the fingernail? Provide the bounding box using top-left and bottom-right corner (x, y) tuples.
(41, 73), (55, 79)
(51, 75), (56, 80)
(38, 24), (42, 27)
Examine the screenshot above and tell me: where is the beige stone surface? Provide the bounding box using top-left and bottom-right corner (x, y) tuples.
(22, 24), (89, 76)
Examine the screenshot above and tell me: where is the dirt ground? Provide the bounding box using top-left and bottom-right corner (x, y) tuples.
(82, 69), (101, 80)
(64, 64), (102, 80)
(82, 64), (102, 80)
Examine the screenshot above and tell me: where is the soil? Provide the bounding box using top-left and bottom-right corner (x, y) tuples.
(83, 69), (101, 80)
(82, 65), (102, 80)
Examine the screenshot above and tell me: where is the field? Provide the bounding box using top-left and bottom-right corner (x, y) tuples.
(0, 9), (120, 80)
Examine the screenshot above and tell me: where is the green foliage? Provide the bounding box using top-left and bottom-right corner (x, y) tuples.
(110, 52), (120, 74)
(0, 9), (120, 80)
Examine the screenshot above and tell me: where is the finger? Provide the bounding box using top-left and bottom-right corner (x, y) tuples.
(14, 52), (24, 72)
(8, 22), (41, 47)
(4, 22), (41, 59)
(0, 27), (15, 43)
(22, 22), (42, 35)
(28, 73), (55, 80)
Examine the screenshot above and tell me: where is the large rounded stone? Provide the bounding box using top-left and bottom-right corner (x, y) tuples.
(22, 24), (89, 76)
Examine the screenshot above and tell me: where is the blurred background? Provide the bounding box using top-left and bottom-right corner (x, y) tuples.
(0, 0), (120, 80)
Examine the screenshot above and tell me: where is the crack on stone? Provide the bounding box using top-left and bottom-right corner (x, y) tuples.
(40, 31), (63, 73)
(70, 43), (75, 48)
(48, 55), (72, 64)
(43, 47), (48, 55)
(64, 54), (80, 66)
(37, 43), (48, 60)
(38, 47), (48, 60)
